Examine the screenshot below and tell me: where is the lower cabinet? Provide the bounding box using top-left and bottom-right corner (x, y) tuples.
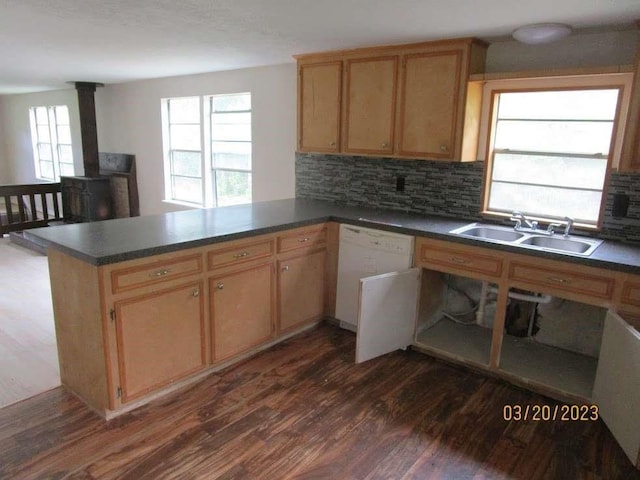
(114, 281), (206, 403)
(210, 263), (275, 362)
(354, 238), (640, 469)
(278, 249), (326, 333)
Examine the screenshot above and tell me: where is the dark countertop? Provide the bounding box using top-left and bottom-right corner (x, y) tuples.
(27, 198), (640, 273)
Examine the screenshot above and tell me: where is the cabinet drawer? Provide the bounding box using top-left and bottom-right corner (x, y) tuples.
(277, 226), (327, 253)
(508, 261), (615, 301)
(621, 279), (640, 309)
(111, 254), (203, 294)
(417, 240), (503, 279)
(208, 239), (274, 270)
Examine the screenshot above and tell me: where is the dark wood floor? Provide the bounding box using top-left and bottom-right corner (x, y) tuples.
(1, 324), (638, 480)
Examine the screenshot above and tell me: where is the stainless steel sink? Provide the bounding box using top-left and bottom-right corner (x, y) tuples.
(517, 235), (603, 256)
(449, 223), (526, 242)
(449, 222), (603, 257)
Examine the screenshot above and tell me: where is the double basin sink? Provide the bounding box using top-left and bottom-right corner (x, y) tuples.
(449, 223), (603, 256)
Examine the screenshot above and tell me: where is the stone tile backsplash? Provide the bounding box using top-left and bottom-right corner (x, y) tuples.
(295, 153), (640, 243)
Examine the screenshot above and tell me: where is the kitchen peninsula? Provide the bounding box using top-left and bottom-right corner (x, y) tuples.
(29, 198), (640, 422)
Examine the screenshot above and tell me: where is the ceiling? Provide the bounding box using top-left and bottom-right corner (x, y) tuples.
(1, 0), (639, 95)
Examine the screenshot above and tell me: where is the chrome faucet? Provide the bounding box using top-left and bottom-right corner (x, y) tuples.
(510, 211), (537, 231)
(564, 216), (574, 238)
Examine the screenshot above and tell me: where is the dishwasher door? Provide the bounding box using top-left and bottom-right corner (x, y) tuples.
(335, 224), (414, 331)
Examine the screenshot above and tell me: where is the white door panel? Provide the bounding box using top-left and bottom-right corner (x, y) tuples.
(593, 310), (640, 467)
(356, 268), (420, 363)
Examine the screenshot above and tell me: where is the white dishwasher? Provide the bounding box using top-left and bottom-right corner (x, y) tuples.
(335, 224), (414, 332)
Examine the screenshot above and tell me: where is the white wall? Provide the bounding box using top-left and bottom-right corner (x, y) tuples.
(0, 96), (8, 183)
(96, 63), (297, 215)
(0, 89), (83, 184)
(486, 29), (638, 72)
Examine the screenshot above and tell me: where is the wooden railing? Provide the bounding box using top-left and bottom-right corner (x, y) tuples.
(0, 183), (63, 235)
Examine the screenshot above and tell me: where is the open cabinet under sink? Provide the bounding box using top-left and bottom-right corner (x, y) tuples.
(353, 260), (640, 470)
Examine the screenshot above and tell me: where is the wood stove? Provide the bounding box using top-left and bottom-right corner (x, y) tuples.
(61, 176), (112, 222)
(60, 82), (139, 223)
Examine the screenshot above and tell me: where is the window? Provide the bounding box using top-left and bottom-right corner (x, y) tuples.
(208, 93), (252, 207)
(29, 105), (74, 181)
(481, 74), (632, 229)
(161, 93), (252, 208)
(164, 97), (203, 205)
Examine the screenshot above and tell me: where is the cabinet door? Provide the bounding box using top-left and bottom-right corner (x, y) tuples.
(592, 311), (640, 468)
(115, 281), (205, 402)
(398, 51), (462, 159)
(298, 61), (342, 153)
(278, 250), (326, 332)
(620, 49), (640, 172)
(210, 263), (274, 362)
(356, 268), (420, 363)
(345, 56), (398, 155)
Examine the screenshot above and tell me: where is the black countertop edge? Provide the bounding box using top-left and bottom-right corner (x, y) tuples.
(30, 198), (640, 273)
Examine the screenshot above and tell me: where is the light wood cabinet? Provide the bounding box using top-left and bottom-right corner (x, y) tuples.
(114, 281), (205, 402)
(508, 259), (616, 306)
(415, 237), (504, 280)
(344, 56), (398, 155)
(298, 61), (342, 153)
(48, 223), (330, 418)
(620, 47), (640, 172)
(277, 224), (327, 253)
(210, 263), (275, 362)
(294, 38), (487, 161)
(397, 50), (462, 159)
(278, 249), (326, 333)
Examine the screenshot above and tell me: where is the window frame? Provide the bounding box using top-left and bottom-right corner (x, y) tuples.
(29, 105), (74, 182)
(161, 93), (253, 208)
(204, 93), (252, 208)
(161, 96), (204, 206)
(478, 73), (633, 230)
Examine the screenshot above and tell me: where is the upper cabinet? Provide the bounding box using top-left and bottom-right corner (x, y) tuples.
(344, 56), (398, 155)
(620, 46), (640, 172)
(298, 61), (342, 153)
(295, 38), (487, 162)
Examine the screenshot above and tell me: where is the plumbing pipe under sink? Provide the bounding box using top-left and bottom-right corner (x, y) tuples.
(476, 282), (552, 336)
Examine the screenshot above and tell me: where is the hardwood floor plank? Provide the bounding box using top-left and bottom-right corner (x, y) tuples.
(0, 324), (638, 480)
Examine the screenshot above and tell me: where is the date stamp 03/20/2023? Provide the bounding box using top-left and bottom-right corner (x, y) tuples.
(503, 404), (599, 422)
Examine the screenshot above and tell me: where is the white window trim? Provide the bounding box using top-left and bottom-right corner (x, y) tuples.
(29, 105), (73, 182)
(161, 96), (205, 207)
(162, 93), (252, 209)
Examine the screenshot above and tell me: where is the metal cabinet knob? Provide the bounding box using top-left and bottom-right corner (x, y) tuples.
(382, 142), (389, 148)
(150, 269), (170, 277)
(330, 141), (336, 147)
(282, 265), (289, 272)
(440, 145), (448, 152)
(192, 289), (200, 297)
(216, 282), (224, 290)
(233, 251), (250, 258)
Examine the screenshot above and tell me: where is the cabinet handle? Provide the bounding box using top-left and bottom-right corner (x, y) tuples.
(192, 289), (200, 297)
(382, 142), (389, 148)
(150, 269), (170, 277)
(298, 237), (311, 243)
(216, 282), (224, 290)
(440, 145), (448, 152)
(450, 257), (470, 265)
(282, 265), (289, 272)
(330, 141), (336, 147)
(547, 276), (569, 284)
(233, 251), (250, 258)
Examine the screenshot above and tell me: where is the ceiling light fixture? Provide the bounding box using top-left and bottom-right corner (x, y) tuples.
(512, 23), (572, 45)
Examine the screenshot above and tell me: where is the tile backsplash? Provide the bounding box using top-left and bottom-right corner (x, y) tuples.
(296, 153), (640, 243)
